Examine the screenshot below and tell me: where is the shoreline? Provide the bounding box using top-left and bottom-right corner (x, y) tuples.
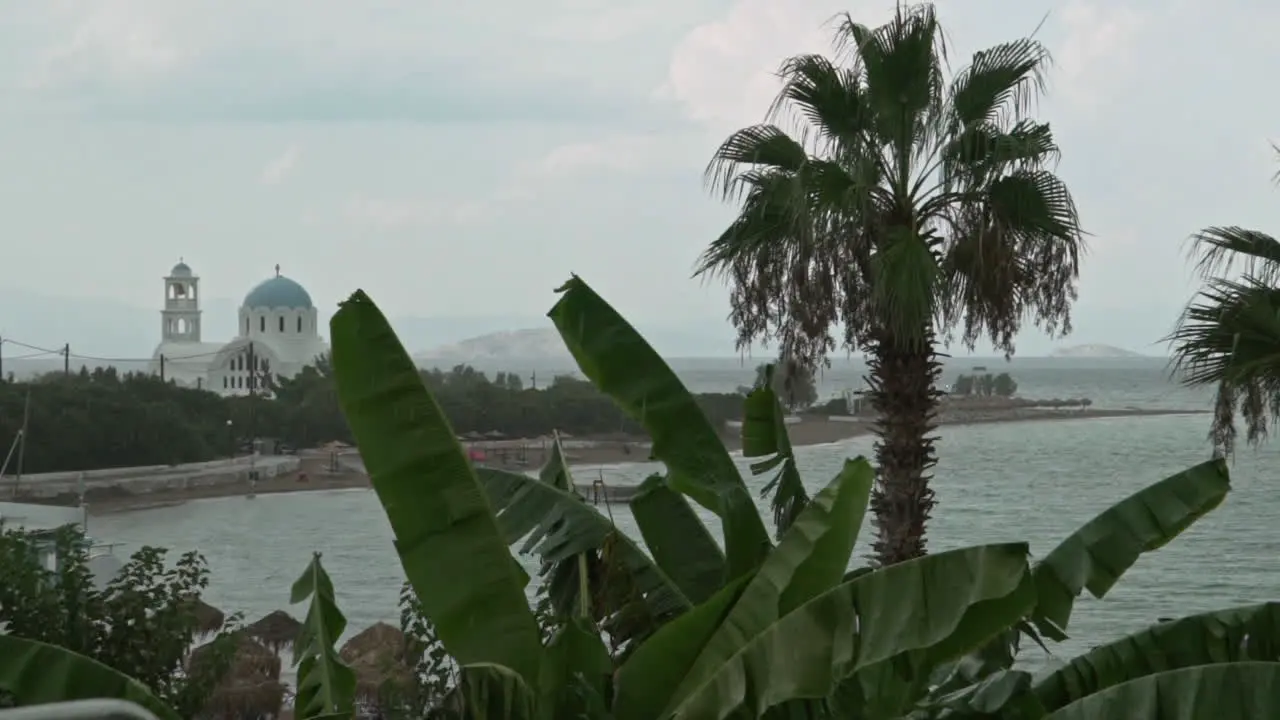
(51, 407), (1205, 516)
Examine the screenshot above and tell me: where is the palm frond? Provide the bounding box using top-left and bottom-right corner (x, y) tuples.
(768, 53), (873, 158)
(948, 38), (1050, 129)
(705, 125), (809, 201)
(1167, 276), (1280, 453)
(1186, 227), (1280, 286)
(935, 169), (1084, 352)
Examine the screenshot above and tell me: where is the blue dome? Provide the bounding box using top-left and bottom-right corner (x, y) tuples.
(170, 261), (192, 277)
(243, 275), (313, 309)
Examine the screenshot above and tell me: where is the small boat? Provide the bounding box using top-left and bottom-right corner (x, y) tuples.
(972, 365), (988, 371)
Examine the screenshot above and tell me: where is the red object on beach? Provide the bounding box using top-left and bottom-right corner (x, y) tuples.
(469, 448), (487, 462)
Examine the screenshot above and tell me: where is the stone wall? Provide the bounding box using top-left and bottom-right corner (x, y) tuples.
(2, 456), (301, 499)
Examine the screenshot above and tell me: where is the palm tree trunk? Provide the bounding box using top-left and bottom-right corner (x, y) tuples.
(864, 328), (942, 566)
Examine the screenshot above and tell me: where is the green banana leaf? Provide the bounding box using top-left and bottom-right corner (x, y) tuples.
(1032, 458), (1230, 640)
(617, 458), (873, 720)
(0, 635), (180, 720)
(454, 662), (539, 720)
(290, 552), (357, 720)
(1044, 662), (1280, 719)
(330, 290), (542, 687)
(478, 464), (690, 630)
(630, 474), (726, 605)
(547, 275), (771, 578)
(614, 574), (754, 720)
(1034, 602), (1280, 712)
(537, 616), (614, 720)
(672, 543), (1035, 719)
(741, 365), (810, 537)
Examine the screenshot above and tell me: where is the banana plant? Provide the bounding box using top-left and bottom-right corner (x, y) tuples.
(892, 458), (1235, 718)
(290, 552), (357, 719)
(548, 275), (772, 581)
(330, 288), (1045, 719)
(0, 635), (181, 720)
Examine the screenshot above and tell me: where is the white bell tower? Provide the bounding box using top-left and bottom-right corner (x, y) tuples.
(161, 259), (202, 343)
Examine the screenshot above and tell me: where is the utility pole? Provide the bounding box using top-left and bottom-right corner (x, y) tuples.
(247, 342), (257, 491)
(159, 354), (166, 382)
(14, 390), (30, 497)
(63, 344), (70, 376)
(0, 336), (5, 383)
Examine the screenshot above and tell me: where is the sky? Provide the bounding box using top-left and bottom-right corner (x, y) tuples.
(2, 0), (1279, 358)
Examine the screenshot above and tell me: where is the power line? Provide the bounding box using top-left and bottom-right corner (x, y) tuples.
(0, 337), (225, 363)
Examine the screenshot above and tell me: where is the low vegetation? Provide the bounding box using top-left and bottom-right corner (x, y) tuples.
(0, 363), (744, 476)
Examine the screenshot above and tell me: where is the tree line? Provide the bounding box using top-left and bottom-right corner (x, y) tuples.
(0, 361), (745, 475)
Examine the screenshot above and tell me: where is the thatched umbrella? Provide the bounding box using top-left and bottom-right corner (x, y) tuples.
(340, 623), (415, 704)
(246, 610), (302, 653)
(189, 634), (281, 681)
(187, 597), (225, 635)
(484, 430), (506, 439)
(205, 679), (286, 719)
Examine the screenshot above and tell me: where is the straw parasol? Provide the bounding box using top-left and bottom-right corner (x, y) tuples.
(205, 678), (286, 719)
(339, 622), (415, 703)
(187, 597), (225, 635)
(246, 609), (303, 653)
(189, 634), (281, 682)
(484, 430), (506, 439)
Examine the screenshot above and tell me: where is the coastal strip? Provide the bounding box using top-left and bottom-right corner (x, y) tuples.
(37, 406), (1204, 516)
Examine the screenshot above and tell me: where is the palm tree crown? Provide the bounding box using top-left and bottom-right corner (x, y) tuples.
(696, 3), (1085, 565)
(1169, 226), (1280, 455)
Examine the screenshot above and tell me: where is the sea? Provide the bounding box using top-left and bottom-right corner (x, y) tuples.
(90, 356), (1279, 671)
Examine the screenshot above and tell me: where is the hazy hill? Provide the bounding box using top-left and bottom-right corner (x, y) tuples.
(1049, 343), (1144, 358)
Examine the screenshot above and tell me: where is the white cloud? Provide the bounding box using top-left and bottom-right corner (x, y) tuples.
(533, 135), (686, 178)
(258, 145), (300, 186)
(1054, 1), (1144, 112)
(661, 0), (857, 134)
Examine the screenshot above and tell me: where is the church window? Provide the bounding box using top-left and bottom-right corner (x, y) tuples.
(223, 376), (228, 389)
(297, 316), (302, 333)
(279, 316), (285, 332)
(244, 317), (249, 335)
(259, 316), (266, 333)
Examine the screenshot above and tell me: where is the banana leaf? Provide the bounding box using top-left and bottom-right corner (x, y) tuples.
(330, 290), (542, 687)
(453, 663), (539, 720)
(0, 635), (180, 720)
(1032, 457), (1230, 640)
(548, 275), (771, 578)
(1044, 662), (1280, 719)
(614, 574), (754, 720)
(290, 552), (357, 720)
(617, 458), (873, 720)
(478, 464), (690, 632)
(741, 365), (810, 537)
(672, 543), (1035, 719)
(537, 616), (614, 720)
(1034, 602), (1280, 712)
(630, 474), (726, 605)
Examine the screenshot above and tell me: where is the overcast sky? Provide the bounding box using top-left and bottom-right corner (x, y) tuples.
(2, 0), (1278, 357)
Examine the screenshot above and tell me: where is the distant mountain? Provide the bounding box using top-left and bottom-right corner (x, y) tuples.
(416, 328), (569, 363)
(1049, 344), (1144, 358)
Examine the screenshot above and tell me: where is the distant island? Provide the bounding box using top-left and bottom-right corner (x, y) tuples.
(416, 328), (569, 363)
(1049, 343), (1144, 358)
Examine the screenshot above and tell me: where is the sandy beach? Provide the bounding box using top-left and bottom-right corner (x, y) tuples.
(66, 406), (1208, 515)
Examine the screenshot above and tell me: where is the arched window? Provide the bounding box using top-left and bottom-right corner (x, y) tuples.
(259, 316), (266, 333)
(297, 316), (302, 333)
(223, 376), (228, 389)
(279, 316), (285, 332)
(244, 317), (249, 335)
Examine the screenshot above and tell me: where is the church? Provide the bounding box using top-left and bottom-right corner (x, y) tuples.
(148, 261), (329, 396)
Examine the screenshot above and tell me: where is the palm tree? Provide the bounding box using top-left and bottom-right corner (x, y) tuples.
(1168, 225), (1280, 455)
(695, 3), (1084, 566)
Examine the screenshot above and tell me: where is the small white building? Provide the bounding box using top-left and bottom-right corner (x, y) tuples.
(148, 260), (329, 396)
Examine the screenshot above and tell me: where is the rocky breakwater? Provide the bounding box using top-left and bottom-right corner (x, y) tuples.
(3, 455), (301, 506)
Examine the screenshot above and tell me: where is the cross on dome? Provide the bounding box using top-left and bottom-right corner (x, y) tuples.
(274, 264), (281, 277)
